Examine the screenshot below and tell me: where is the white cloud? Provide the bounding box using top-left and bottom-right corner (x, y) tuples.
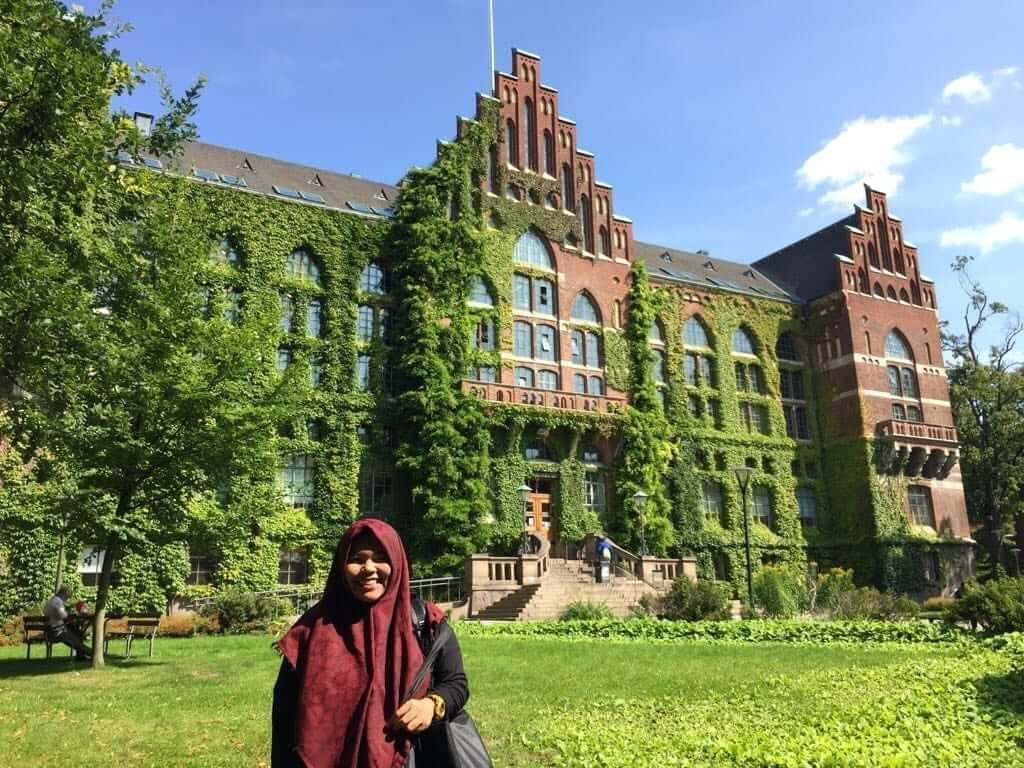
(960, 144), (1024, 197)
(796, 114), (932, 209)
(798, 207), (814, 217)
(940, 212), (1024, 253)
(942, 72), (992, 103)
(993, 66), (1019, 78)
(940, 115), (963, 127)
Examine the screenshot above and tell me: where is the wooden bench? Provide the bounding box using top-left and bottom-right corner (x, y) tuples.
(22, 616), (73, 661)
(104, 614), (161, 659)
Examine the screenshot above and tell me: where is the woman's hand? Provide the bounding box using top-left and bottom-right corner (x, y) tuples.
(389, 698), (435, 734)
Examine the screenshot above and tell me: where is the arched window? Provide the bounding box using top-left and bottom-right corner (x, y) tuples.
(513, 231), (553, 269)
(543, 130), (555, 175)
(886, 331), (912, 360)
(858, 268), (868, 293)
(589, 376), (604, 395)
(873, 283), (884, 298)
(571, 292), (600, 323)
(581, 195), (594, 252)
(886, 285), (898, 301)
(899, 288), (910, 303)
(683, 316), (710, 348)
(911, 281), (923, 306)
(537, 370), (558, 390)
(523, 98), (537, 171)
(360, 262), (387, 294)
(515, 366), (535, 388)
(469, 276), (494, 306)
(561, 163), (575, 211)
(776, 332), (799, 362)
(598, 226), (609, 257)
(893, 248), (905, 274)
(288, 248), (321, 285)
(867, 243), (879, 269)
(731, 327), (756, 355)
(649, 321), (664, 343)
(573, 373), (586, 393)
(505, 118), (518, 167)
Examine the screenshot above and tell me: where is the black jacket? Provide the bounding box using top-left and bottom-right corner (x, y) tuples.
(271, 609), (469, 767)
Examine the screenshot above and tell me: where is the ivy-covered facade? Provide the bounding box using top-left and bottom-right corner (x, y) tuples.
(2, 49), (972, 613)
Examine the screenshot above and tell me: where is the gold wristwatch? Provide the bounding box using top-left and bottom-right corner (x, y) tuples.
(427, 692), (446, 721)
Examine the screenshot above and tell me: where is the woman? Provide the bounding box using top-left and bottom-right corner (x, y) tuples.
(272, 518), (469, 768)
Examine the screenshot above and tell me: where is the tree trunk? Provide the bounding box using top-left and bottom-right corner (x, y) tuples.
(91, 488), (130, 669)
(53, 530), (65, 593)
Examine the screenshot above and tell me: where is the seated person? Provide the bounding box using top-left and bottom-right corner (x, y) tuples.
(43, 586), (92, 660)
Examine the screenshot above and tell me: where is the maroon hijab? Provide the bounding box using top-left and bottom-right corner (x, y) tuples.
(278, 519), (441, 768)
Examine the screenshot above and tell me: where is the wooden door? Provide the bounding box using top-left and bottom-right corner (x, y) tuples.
(526, 494), (554, 540)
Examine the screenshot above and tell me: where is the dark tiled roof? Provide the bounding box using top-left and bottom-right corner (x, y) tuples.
(751, 215), (857, 302)
(635, 241), (796, 303)
(123, 140), (400, 218)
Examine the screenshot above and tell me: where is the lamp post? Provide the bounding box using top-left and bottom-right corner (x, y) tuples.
(731, 466), (755, 614)
(517, 483), (532, 555)
(632, 490), (649, 556)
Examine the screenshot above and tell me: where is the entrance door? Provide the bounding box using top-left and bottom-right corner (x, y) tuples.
(525, 476), (556, 541)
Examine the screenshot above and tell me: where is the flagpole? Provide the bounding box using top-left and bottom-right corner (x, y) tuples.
(488, 0), (495, 95)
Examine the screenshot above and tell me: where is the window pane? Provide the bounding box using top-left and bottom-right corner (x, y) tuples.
(688, 394), (701, 417)
(796, 488), (817, 526)
(537, 370), (558, 390)
(277, 348), (292, 371)
(470, 277), (493, 306)
(753, 486), (772, 528)
(731, 328), (755, 354)
(907, 486), (935, 527)
(795, 407), (809, 439)
(514, 321), (532, 357)
(784, 405), (796, 438)
(280, 294), (293, 332)
(357, 305), (374, 342)
(588, 376), (603, 395)
(776, 332), (799, 361)
(514, 274), (531, 310)
(512, 231), (553, 268)
(703, 481), (724, 522)
(749, 365), (765, 394)
(223, 288), (241, 324)
(475, 318), (494, 350)
(585, 332), (601, 367)
(306, 300), (322, 338)
(477, 366), (496, 383)
(571, 293), (600, 323)
(734, 363), (747, 391)
(887, 365), (902, 396)
(573, 374), (587, 393)
(536, 325), (556, 361)
(571, 330), (584, 364)
(357, 355), (371, 391)
(683, 317), (709, 347)
(699, 356), (714, 387)
(901, 368), (917, 398)
(649, 322), (663, 343)
(652, 350), (665, 383)
(360, 263), (386, 294)
(886, 331), (912, 360)
(892, 403), (906, 420)
(684, 354), (697, 385)
(515, 367), (534, 388)
(906, 405), (922, 422)
(535, 279), (555, 315)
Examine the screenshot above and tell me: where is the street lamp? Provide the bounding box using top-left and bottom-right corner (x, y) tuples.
(517, 483), (532, 555)
(632, 490), (649, 556)
(731, 466), (755, 614)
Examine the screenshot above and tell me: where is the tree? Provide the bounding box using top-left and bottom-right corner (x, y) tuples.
(0, 1), (287, 666)
(942, 255), (1024, 576)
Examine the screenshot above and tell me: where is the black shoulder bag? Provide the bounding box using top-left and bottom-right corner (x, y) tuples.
(404, 600), (492, 768)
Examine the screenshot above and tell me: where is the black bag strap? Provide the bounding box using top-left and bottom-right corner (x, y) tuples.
(402, 620), (453, 703)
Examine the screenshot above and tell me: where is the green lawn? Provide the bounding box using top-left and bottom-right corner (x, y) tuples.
(0, 632), (1021, 767)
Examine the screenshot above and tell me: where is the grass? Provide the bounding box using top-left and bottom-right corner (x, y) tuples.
(0, 632), (1020, 767)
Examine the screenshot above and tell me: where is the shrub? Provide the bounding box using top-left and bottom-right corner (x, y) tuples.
(660, 577), (730, 621)
(833, 587), (919, 621)
(561, 601), (614, 621)
(753, 566), (807, 618)
(815, 567), (857, 612)
(0, 614), (25, 646)
(200, 592), (293, 634)
(947, 577), (1024, 634)
(922, 596), (955, 613)
(631, 593), (662, 618)
(159, 613), (197, 638)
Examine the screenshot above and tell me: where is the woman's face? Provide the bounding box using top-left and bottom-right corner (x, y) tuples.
(344, 533), (392, 604)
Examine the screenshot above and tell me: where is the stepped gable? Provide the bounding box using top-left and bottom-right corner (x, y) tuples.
(488, 49), (635, 262)
(635, 240), (795, 303)
(138, 139), (399, 216)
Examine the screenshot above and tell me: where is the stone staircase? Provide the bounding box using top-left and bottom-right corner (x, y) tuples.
(473, 557), (664, 621)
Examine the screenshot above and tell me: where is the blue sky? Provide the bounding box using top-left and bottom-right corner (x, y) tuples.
(103, 0), (1024, 358)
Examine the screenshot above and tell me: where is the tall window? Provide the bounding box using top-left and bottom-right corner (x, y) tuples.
(584, 473), (606, 519)
(776, 332), (799, 362)
(213, 238), (240, 266)
(280, 294), (293, 333)
(536, 324), (557, 361)
(188, 552), (215, 586)
(277, 348), (292, 371)
(537, 370), (558, 390)
(740, 402), (769, 435)
(752, 486), (773, 528)
(581, 194), (594, 252)
(907, 485), (935, 527)
(357, 305), (374, 342)
(515, 367), (534, 388)
(702, 481), (725, 526)
(561, 163), (575, 211)
(356, 355), (371, 391)
(513, 321), (533, 357)
(780, 359), (809, 439)
(505, 118), (518, 167)
(885, 330), (912, 360)
(570, 292), (600, 324)
(473, 318), (495, 351)
(886, 329), (920, 418)
(735, 363), (765, 393)
(683, 317), (710, 348)
(796, 488), (817, 528)
(543, 130), (555, 176)
(598, 226), (610, 257)
(533, 278), (555, 314)
(223, 288), (241, 324)
(287, 248), (321, 285)
(280, 454), (315, 508)
(523, 98), (537, 171)
(652, 350), (666, 384)
(360, 262), (388, 294)
(306, 300), (322, 338)
(513, 231), (554, 269)
(309, 357), (323, 388)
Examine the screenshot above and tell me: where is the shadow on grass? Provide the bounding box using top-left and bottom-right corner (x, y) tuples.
(0, 655), (165, 678)
(975, 667), (1024, 716)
